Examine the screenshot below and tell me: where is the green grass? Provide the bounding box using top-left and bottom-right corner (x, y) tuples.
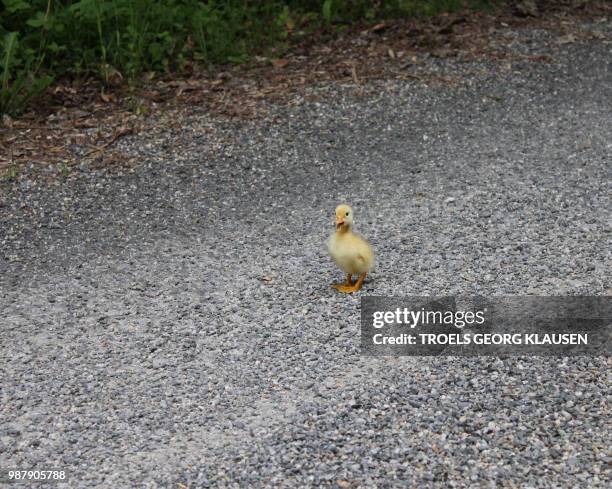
(1, 160), (20, 181)
(0, 1), (500, 116)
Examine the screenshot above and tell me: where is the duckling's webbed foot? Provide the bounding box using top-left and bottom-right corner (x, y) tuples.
(332, 273), (366, 294)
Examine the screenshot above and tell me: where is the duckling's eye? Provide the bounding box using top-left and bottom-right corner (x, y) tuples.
(345, 212), (350, 216)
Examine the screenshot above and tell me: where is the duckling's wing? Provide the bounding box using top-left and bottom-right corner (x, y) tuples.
(352, 234), (374, 271)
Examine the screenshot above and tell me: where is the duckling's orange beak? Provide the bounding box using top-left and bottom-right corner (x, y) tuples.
(335, 216), (345, 230)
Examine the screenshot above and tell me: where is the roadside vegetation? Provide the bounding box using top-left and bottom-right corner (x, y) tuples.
(1, 0), (498, 116)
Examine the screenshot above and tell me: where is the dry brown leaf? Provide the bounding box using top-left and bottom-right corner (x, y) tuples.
(350, 64), (360, 85)
(2, 114), (14, 128)
(271, 58), (290, 69)
(336, 481), (352, 489)
(100, 92), (113, 103)
(558, 33), (577, 44)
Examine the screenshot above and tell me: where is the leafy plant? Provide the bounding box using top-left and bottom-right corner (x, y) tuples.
(0, 1), (500, 115)
(1, 31), (53, 116)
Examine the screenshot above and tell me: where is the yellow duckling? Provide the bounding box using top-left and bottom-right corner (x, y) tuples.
(328, 204), (374, 293)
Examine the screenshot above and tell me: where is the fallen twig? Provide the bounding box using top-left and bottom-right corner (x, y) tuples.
(85, 126), (134, 157)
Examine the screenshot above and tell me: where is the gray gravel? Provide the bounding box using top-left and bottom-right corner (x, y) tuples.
(1, 20), (611, 488)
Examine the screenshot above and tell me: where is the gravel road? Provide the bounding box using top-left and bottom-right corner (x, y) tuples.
(1, 20), (611, 488)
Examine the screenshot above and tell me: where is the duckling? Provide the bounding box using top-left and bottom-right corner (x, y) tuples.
(328, 204), (374, 293)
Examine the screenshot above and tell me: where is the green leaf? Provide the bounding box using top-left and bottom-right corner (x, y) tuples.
(46, 42), (64, 54)
(322, 0), (333, 23)
(227, 53), (248, 64)
(2, 32), (19, 90)
(3, 0), (32, 14)
(26, 11), (53, 29)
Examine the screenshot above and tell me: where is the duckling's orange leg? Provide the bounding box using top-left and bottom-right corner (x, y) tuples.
(331, 274), (353, 290)
(333, 273), (366, 294)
